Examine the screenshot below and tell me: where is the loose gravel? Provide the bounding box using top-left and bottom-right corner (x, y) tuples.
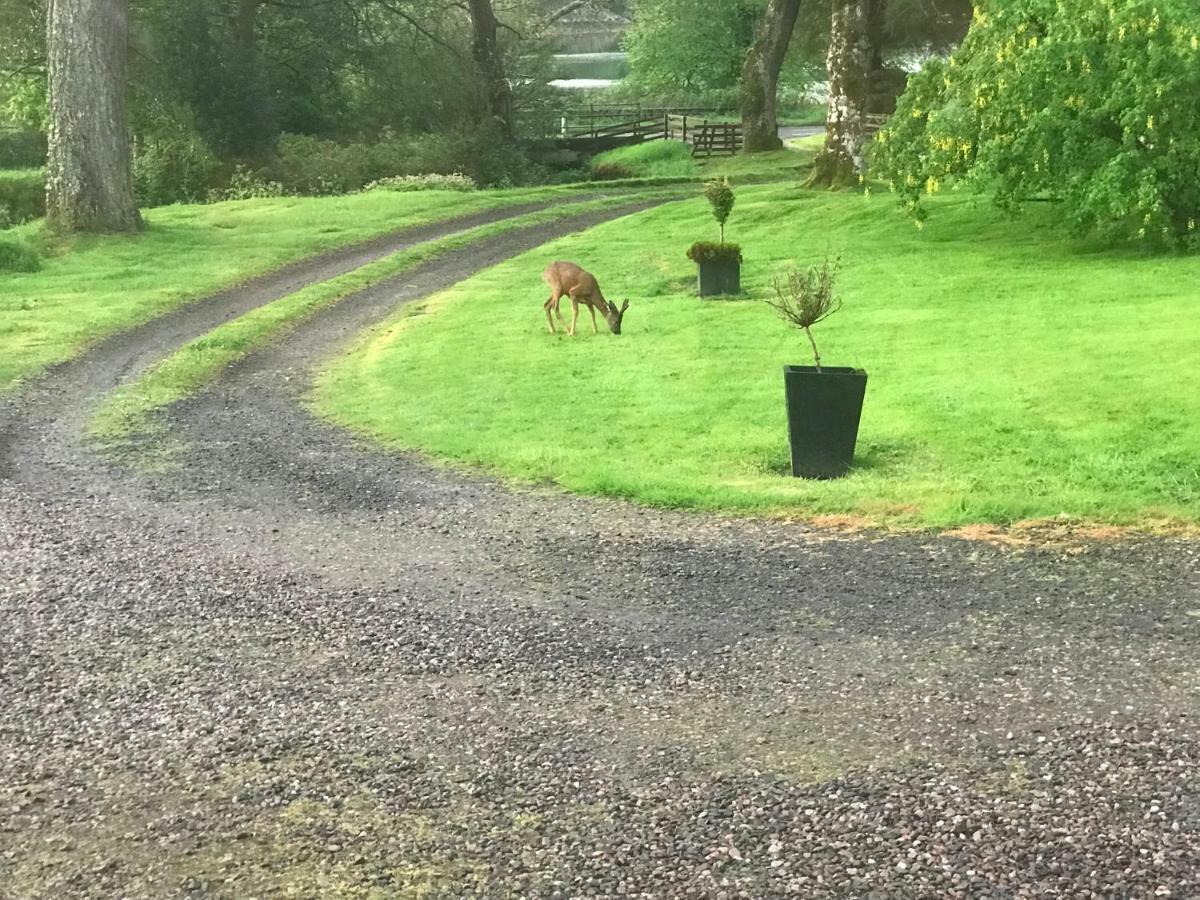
(2, 198), (1199, 898)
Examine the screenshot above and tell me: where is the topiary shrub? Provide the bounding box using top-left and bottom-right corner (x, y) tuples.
(686, 241), (743, 264)
(0, 238), (42, 273)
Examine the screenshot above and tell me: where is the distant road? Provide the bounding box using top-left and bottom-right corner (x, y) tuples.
(779, 125), (824, 141)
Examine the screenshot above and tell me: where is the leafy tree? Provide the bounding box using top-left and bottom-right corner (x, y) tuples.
(874, 0), (1200, 244)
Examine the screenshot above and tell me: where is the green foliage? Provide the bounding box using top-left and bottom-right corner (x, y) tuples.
(686, 241), (743, 263)
(0, 128), (46, 168)
(134, 130), (221, 207)
(0, 168), (45, 224)
(589, 141), (700, 178)
(0, 237), (41, 272)
(365, 173), (478, 192)
(874, 0), (1200, 244)
(206, 165), (285, 202)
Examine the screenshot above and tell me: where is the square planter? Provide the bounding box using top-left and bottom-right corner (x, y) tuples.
(784, 365), (868, 479)
(697, 259), (741, 297)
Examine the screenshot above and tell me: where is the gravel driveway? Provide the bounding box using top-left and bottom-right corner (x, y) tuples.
(2, 197), (1199, 898)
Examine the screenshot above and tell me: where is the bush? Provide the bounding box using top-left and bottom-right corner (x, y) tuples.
(590, 162), (636, 181)
(0, 130), (47, 169)
(0, 238), (42, 273)
(365, 173), (477, 192)
(686, 241), (743, 264)
(134, 132), (221, 207)
(874, 0), (1200, 244)
(274, 133), (367, 196)
(206, 165), (285, 202)
(0, 169), (45, 225)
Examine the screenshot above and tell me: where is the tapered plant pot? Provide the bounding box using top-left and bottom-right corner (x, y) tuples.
(783, 365), (868, 479)
(697, 259), (741, 297)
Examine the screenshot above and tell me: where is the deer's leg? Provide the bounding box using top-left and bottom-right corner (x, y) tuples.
(544, 295), (557, 333)
(588, 304), (599, 334)
(568, 298), (581, 336)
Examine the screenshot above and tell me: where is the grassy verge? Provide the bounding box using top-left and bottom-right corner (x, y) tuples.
(313, 184), (1200, 529)
(89, 192), (683, 444)
(0, 184), (617, 392)
(590, 140), (819, 183)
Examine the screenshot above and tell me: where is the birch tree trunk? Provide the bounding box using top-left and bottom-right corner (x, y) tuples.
(467, 0), (514, 139)
(806, 0), (871, 188)
(45, 0), (142, 233)
(740, 0), (803, 153)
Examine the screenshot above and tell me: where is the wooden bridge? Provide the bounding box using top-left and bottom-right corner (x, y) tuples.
(538, 106), (745, 157)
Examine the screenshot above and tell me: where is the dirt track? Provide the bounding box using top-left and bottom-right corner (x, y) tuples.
(2, 195), (1199, 898)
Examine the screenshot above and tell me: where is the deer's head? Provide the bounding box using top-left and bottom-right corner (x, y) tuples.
(605, 299), (630, 335)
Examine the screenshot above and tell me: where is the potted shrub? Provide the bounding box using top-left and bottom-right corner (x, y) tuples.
(765, 257), (867, 479)
(688, 178), (741, 297)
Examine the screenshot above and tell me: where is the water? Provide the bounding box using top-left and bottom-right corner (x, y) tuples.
(550, 29), (627, 91)
(549, 52), (629, 90)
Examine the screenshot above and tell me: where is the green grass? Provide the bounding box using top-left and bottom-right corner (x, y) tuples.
(591, 142), (700, 178)
(89, 192), (684, 443)
(0, 185), (602, 392)
(314, 185), (1200, 529)
(591, 140), (820, 184)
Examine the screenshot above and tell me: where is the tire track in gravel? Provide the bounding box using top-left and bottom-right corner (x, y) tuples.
(3, 193), (1200, 897)
(0, 193), (622, 474)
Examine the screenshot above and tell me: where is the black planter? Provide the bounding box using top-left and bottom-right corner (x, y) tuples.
(783, 365), (868, 479)
(697, 259), (741, 297)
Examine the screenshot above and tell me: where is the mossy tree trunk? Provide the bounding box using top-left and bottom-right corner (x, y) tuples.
(806, 0), (871, 189)
(741, 0), (803, 153)
(46, 0), (142, 233)
(467, 0), (514, 139)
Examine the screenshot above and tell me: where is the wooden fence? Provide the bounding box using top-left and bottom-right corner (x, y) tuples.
(666, 114), (743, 158)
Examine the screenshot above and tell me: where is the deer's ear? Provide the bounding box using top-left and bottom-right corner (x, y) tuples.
(621, 299), (630, 312)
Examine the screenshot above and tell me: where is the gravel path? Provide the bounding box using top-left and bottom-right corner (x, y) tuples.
(2, 195), (1199, 898)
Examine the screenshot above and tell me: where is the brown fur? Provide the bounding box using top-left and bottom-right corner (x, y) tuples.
(541, 261), (629, 335)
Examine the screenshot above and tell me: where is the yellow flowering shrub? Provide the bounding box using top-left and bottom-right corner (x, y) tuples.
(872, 0), (1200, 245)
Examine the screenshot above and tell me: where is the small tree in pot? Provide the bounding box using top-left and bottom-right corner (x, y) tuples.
(688, 178), (742, 297)
(766, 256), (868, 479)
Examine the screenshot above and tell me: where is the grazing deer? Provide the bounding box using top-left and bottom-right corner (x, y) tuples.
(542, 261), (629, 336)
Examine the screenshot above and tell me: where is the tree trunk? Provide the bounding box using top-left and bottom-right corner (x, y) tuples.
(235, 0), (263, 50)
(46, 0), (142, 232)
(740, 0), (803, 153)
(806, 0), (871, 188)
(467, 0), (513, 138)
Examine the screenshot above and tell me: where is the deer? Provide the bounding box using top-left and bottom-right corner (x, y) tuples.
(542, 261), (629, 336)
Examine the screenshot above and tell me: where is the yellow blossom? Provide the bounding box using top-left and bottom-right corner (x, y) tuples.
(915, 220), (925, 231)
(1189, 218), (1196, 232)
(1147, 115), (1155, 130)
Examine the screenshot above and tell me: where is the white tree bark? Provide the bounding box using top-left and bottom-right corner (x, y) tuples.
(807, 0), (870, 187)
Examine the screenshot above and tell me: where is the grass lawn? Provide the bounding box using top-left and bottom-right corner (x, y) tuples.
(0, 186), (592, 392)
(314, 185), (1200, 529)
(88, 192), (682, 442)
(591, 140), (818, 182)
